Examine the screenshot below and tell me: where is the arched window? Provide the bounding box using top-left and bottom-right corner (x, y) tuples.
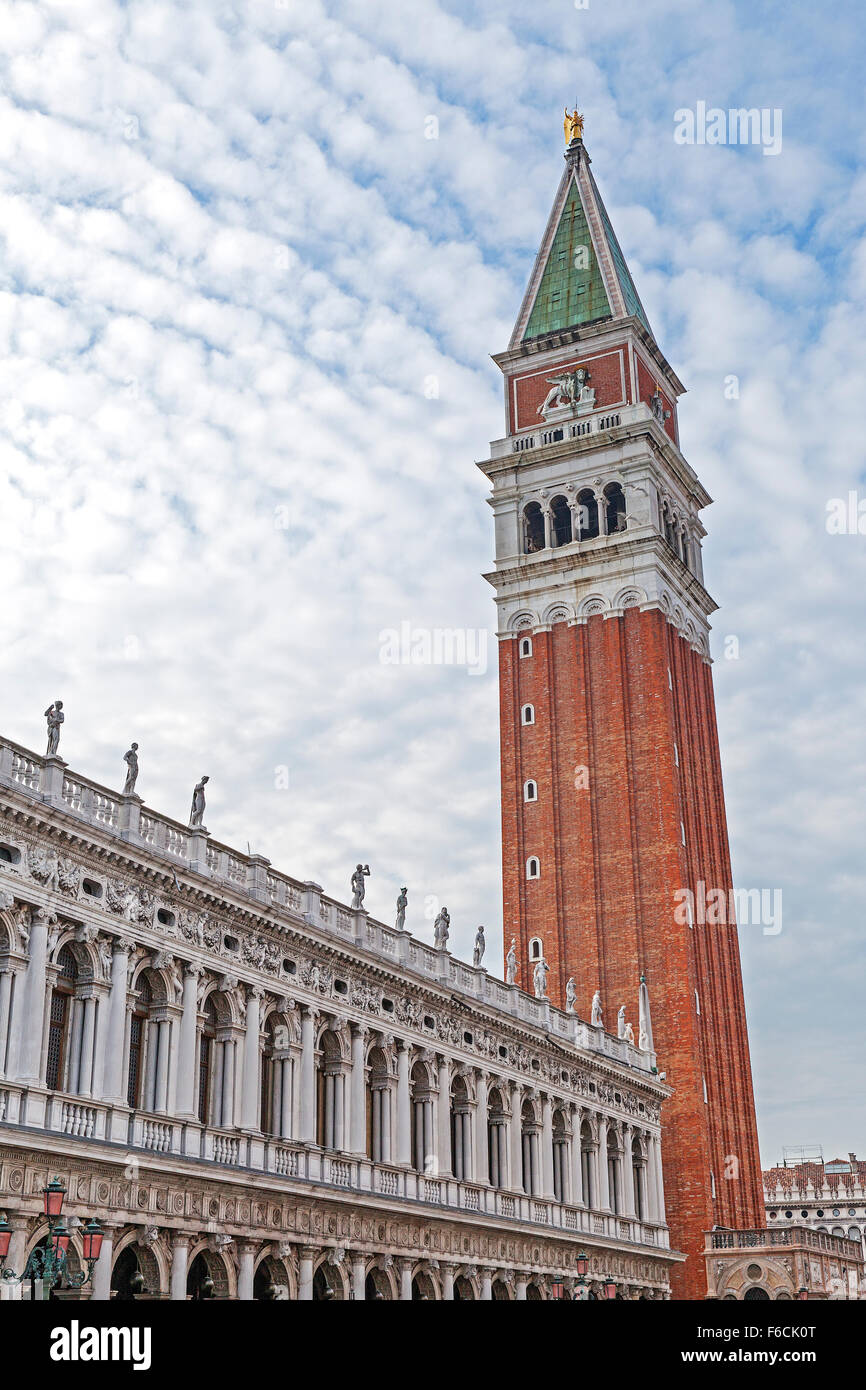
(526, 856), (540, 880)
(550, 495), (572, 546)
(487, 1086), (508, 1187)
(552, 1109), (568, 1204)
(604, 482), (626, 534)
(523, 779), (537, 802)
(367, 1046), (391, 1163)
(450, 1075), (472, 1181)
(521, 704), (535, 726)
(317, 1029), (345, 1150)
(46, 946), (77, 1091)
(127, 976), (152, 1109)
(523, 502), (545, 554)
(528, 937), (542, 962)
(575, 488), (599, 540)
(411, 1062), (434, 1174)
(519, 636), (532, 658)
(197, 996), (217, 1124)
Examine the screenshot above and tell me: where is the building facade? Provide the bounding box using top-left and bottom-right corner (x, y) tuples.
(479, 121), (764, 1297)
(765, 1154), (866, 1269)
(0, 732), (677, 1300)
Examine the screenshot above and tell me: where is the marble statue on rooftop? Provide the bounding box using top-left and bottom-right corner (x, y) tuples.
(123, 743), (139, 795)
(395, 886), (407, 931)
(351, 864), (370, 909)
(45, 701), (64, 756)
(591, 989), (603, 1028)
(617, 1005), (627, 1039)
(533, 956), (549, 999)
(505, 937), (517, 985)
(473, 925), (485, 967)
(565, 977), (576, 1013)
(433, 906), (450, 950)
(624, 1021), (635, 1044)
(189, 775), (209, 828)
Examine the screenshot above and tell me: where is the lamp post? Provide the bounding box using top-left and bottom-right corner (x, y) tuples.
(0, 1178), (103, 1295)
(797, 1287), (809, 1301)
(604, 1276), (617, 1300)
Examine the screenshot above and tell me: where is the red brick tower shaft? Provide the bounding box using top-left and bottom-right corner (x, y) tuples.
(480, 126), (763, 1298)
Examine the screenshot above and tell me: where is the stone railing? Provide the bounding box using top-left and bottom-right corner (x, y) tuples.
(0, 1081), (669, 1252)
(0, 736), (659, 1077)
(489, 402), (654, 460)
(710, 1227), (861, 1260)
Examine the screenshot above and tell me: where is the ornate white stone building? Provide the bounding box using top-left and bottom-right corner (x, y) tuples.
(0, 734), (677, 1300)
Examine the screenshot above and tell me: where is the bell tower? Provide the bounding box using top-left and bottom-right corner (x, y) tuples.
(478, 113), (764, 1298)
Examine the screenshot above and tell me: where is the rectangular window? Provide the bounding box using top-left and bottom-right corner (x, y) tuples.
(197, 1035), (211, 1124)
(127, 1013), (144, 1109)
(45, 990), (69, 1091)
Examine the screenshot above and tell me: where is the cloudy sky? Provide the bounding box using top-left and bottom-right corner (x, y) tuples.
(0, 0), (863, 1165)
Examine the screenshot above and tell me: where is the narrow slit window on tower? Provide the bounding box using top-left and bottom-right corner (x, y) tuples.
(519, 636), (532, 659)
(575, 488), (599, 541)
(674, 741), (679, 767)
(523, 502), (546, 554)
(550, 494), (572, 547)
(524, 779), (538, 802)
(695, 987), (701, 1015)
(681, 821), (686, 846)
(703, 1075), (708, 1104)
(529, 937), (542, 961)
(604, 482), (627, 534)
(521, 704), (535, 726)
(526, 856), (540, 880)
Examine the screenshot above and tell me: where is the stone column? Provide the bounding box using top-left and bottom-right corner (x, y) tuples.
(597, 1118), (611, 1211)
(475, 1073), (489, 1184)
(650, 1134), (667, 1224)
(169, 1233), (191, 1301)
(20, 909), (49, 1082)
(2, 1215), (29, 1293)
(349, 1025), (367, 1155)
(78, 994), (98, 1096)
(154, 1017), (171, 1113)
(241, 987), (263, 1130)
(91, 1223), (120, 1301)
(437, 1057), (451, 1177)
(509, 1084), (523, 1192)
(541, 1095), (555, 1199)
(515, 1274), (528, 1301)
(0, 969), (13, 1076)
(298, 1247), (316, 1301)
(480, 1269), (492, 1300)
(102, 938), (132, 1103)
(398, 1258), (413, 1301)
(441, 1263), (455, 1300)
(621, 1122), (637, 1219)
(175, 965), (201, 1118)
(352, 1254), (366, 1301)
(299, 1008), (317, 1143)
(90, 982), (111, 1099)
(571, 1107), (584, 1206)
(68, 996), (85, 1094)
(237, 1241), (256, 1301)
(395, 1042), (411, 1165)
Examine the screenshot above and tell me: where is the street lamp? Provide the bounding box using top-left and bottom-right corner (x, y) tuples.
(797, 1287), (809, 1301)
(0, 1178), (103, 1294)
(604, 1277), (617, 1300)
(551, 1276), (565, 1301)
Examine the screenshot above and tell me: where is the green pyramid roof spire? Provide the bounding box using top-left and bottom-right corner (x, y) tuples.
(512, 129), (653, 347)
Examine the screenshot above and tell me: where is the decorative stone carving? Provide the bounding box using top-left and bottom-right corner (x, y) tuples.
(44, 701), (64, 756)
(189, 776), (209, 829)
(472, 925), (485, 967)
(395, 887), (407, 931)
(350, 864), (370, 909)
(122, 743), (139, 795)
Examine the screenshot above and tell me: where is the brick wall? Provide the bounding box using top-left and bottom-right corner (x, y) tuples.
(498, 607), (764, 1298)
